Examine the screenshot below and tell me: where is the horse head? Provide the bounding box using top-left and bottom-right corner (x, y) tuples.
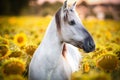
(55, 0), (95, 53)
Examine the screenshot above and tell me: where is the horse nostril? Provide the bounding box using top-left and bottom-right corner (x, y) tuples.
(83, 37), (95, 53)
(89, 40), (95, 51)
(90, 41), (95, 48)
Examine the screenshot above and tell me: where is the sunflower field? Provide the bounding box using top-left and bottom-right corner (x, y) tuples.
(0, 16), (120, 80)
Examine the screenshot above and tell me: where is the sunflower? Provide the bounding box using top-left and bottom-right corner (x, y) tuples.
(83, 62), (90, 73)
(1, 58), (26, 75)
(72, 70), (111, 80)
(96, 54), (118, 72)
(0, 37), (9, 45)
(0, 45), (10, 60)
(14, 33), (27, 47)
(24, 44), (37, 57)
(4, 75), (25, 80)
(9, 49), (23, 58)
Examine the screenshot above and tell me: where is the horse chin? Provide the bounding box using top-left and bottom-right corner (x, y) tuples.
(74, 44), (83, 49)
(69, 41), (95, 53)
(69, 41), (84, 49)
(75, 44), (94, 53)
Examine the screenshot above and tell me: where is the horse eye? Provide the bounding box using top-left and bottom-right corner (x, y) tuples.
(69, 20), (76, 25)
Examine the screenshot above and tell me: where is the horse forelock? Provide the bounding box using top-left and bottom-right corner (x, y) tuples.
(55, 8), (61, 33)
(63, 10), (68, 22)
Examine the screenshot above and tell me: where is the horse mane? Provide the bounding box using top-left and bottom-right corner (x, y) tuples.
(55, 8), (61, 33)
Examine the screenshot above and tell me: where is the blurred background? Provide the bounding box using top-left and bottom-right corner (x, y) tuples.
(0, 0), (120, 20)
(0, 0), (120, 80)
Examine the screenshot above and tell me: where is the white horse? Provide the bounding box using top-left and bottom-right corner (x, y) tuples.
(29, 1), (95, 80)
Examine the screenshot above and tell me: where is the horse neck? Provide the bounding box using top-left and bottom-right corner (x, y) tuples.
(39, 17), (63, 64)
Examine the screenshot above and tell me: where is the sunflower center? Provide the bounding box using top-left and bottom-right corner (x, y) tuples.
(0, 46), (8, 56)
(17, 36), (24, 43)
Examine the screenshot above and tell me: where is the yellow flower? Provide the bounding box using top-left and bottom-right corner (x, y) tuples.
(1, 58), (26, 76)
(72, 70), (111, 80)
(105, 31), (111, 40)
(83, 62), (90, 72)
(24, 44), (37, 57)
(9, 50), (23, 58)
(8, 17), (16, 25)
(4, 75), (25, 80)
(0, 37), (9, 45)
(113, 49), (120, 60)
(0, 45), (10, 60)
(71, 71), (82, 80)
(14, 33), (27, 47)
(96, 54), (118, 71)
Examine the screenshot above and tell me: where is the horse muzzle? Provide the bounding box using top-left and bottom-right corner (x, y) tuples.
(73, 36), (95, 53)
(82, 36), (95, 53)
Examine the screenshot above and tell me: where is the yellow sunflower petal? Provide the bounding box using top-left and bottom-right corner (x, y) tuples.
(14, 33), (27, 47)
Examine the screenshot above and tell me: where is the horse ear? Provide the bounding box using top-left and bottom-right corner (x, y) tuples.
(63, 0), (68, 10)
(71, 1), (77, 10)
